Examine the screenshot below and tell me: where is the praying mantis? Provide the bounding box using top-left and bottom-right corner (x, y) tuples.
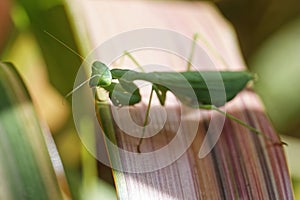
(45, 31), (286, 153)
(87, 38), (285, 152)
(89, 59), (256, 152)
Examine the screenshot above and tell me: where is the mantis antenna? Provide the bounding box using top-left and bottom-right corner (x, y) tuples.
(44, 30), (94, 98)
(64, 75), (99, 98)
(44, 30), (112, 98)
(43, 30), (86, 61)
(44, 30), (148, 98)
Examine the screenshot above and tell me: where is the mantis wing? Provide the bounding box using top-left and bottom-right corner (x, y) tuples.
(111, 69), (253, 107)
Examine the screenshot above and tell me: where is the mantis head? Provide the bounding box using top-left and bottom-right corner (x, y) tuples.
(88, 61), (142, 106)
(89, 61), (112, 88)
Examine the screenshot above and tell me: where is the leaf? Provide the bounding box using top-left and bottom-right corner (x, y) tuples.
(0, 62), (63, 199)
(15, 0), (82, 95)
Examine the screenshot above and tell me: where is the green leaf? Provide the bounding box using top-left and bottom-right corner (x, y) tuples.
(14, 0), (82, 95)
(0, 62), (63, 200)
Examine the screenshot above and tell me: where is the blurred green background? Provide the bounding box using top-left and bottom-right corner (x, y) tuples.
(0, 0), (299, 199)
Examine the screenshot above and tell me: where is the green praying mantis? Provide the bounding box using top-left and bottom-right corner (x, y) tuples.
(45, 31), (286, 153)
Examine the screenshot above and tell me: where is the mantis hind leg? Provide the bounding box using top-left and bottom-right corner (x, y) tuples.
(199, 105), (286, 145)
